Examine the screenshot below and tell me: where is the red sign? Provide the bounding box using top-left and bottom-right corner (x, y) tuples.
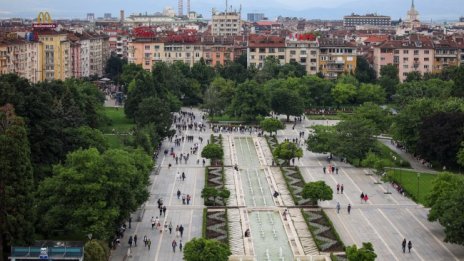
(33, 23), (57, 29)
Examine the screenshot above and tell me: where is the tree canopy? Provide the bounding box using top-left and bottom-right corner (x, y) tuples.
(260, 118), (285, 135)
(273, 141), (303, 165)
(183, 238), (231, 261)
(346, 242), (377, 261)
(302, 181), (333, 205)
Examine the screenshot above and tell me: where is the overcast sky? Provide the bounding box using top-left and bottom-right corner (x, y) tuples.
(0, 0), (462, 21)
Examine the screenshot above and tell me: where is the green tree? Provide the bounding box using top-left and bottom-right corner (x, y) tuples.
(135, 96), (172, 137)
(426, 173), (464, 245)
(357, 83), (386, 104)
(346, 242), (377, 261)
(355, 56), (377, 83)
(302, 181), (333, 205)
(183, 238), (231, 261)
(458, 142), (464, 167)
(63, 126), (108, 153)
(203, 77), (235, 116)
(229, 80), (270, 122)
(105, 55), (127, 82)
(361, 151), (393, 175)
(404, 71), (422, 82)
(201, 144), (224, 165)
(36, 148), (152, 240)
(394, 79), (453, 107)
(297, 76), (335, 108)
(331, 83), (357, 106)
(0, 104), (35, 260)
(378, 64), (399, 101)
(333, 117), (377, 162)
(350, 102), (391, 134)
(201, 187), (219, 205)
(260, 118), (285, 135)
(273, 141), (303, 166)
(83, 240), (109, 261)
(270, 88), (305, 122)
(416, 112), (464, 169)
(306, 125), (336, 154)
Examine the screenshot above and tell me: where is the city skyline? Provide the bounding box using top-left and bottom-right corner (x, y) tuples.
(0, 0), (462, 21)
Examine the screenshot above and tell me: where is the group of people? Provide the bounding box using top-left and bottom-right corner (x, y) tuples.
(336, 202), (352, 214)
(323, 164), (339, 174)
(402, 238), (413, 253)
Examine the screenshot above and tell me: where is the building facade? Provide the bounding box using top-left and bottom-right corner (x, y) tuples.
(211, 11), (242, 36)
(285, 33), (319, 75)
(247, 13), (265, 22)
(319, 38), (357, 79)
(343, 14), (391, 27)
(247, 35), (286, 69)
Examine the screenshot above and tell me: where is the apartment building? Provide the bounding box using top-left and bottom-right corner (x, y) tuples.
(0, 37), (41, 83)
(433, 40), (459, 73)
(343, 14), (391, 27)
(285, 33), (319, 75)
(247, 34), (286, 69)
(106, 30), (130, 58)
(211, 11), (242, 36)
(37, 32), (72, 81)
(319, 38), (357, 79)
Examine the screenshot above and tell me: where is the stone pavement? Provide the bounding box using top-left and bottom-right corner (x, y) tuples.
(275, 116), (464, 261)
(110, 108), (209, 261)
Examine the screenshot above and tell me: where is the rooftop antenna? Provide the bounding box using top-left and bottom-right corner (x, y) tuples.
(226, 0), (228, 13)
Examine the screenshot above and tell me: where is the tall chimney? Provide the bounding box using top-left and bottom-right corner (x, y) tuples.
(178, 0), (184, 16)
(187, 0), (191, 14)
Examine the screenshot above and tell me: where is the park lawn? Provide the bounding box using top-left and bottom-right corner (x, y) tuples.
(387, 169), (437, 205)
(104, 135), (126, 149)
(305, 114), (346, 120)
(101, 107), (135, 134)
(375, 141), (411, 168)
(208, 114), (243, 123)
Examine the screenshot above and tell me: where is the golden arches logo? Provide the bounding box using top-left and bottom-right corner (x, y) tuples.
(37, 12), (52, 24)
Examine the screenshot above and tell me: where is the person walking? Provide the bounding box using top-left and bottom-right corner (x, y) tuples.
(147, 239), (151, 250)
(408, 241), (412, 253)
(177, 189), (181, 199)
(172, 240), (177, 253)
(336, 202), (341, 214)
(182, 172), (186, 181)
(179, 224), (184, 238)
(179, 239), (183, 252)
(151, 217), (155, 230)
(341, 184), (344, 194)
(323, 166), (326, 174)
(402, 238), (407, 253)
(162, 206), (167, 216)
(336, 184), (340, 194)
(347, 204), (351, 214)
(143, 235), (147, 247)
(336, 167), (339, 174)
(360, 192), (365, 203)
(176, 225), (180, 237)
(128, 236), (133, 248)
(133, 235), (137, 247)
(187, 194), (191, 205)
(169, 222), (173, 234)
(364, 194), (369, 203)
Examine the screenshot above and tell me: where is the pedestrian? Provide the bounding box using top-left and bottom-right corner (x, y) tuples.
(187, 194), (191, 205)
(332, 166), (335, 173)
(162, 206), (167, 216)
(169, 222), (173, 234)
(172, 240), (177, 253)
(347, 204), (351, 214)
(182, 172), (186, 181)
(336, 184), (340, 194)
(402, 238), (407, 253)
(159, 206), (163, 216)
(176, 225), (180, 237)
(341, 184), (344, 194)
(133, 235), (137, 247)
(336, 167), (339, 174)
(177, 189), (181, 199)
(128, 236), (133, 248)
(179, 224), (184, 238)
(408, 241), (412, 253)
(147, 239), (151, 250)
(151, 217), (155, 229)
(360, 192), (364, 203)
(364, 194), (369, 203)
(129, 217), (132, 229)
(143, 235), (147, 247)
(179, 239), (183, 252)
(323, 166), (326, 174)
(182, 194), (186, 204)
(336, 202), (340, 214)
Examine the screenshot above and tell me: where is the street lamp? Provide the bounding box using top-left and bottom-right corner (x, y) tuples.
(417, 173), (421, 201)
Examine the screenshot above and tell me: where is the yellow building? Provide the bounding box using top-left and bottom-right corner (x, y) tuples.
(37, 32), (71, 81)
(433, 40), (459, 73)
(319, 38), (357, 79)
(0, 44), (7, 75)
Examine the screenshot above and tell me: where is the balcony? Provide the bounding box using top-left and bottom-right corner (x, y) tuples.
(327, 60), (345, 64)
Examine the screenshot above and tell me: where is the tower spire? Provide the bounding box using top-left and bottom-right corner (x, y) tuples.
(412, 0), (415, 8)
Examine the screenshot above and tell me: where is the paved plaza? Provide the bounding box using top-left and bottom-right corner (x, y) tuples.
(110, 108), (464, 261)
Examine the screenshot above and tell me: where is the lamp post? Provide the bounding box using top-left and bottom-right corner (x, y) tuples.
(417, 173), (420, 201)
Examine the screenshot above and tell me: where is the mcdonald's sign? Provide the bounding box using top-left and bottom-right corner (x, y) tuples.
(32, 11), (56, 29)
